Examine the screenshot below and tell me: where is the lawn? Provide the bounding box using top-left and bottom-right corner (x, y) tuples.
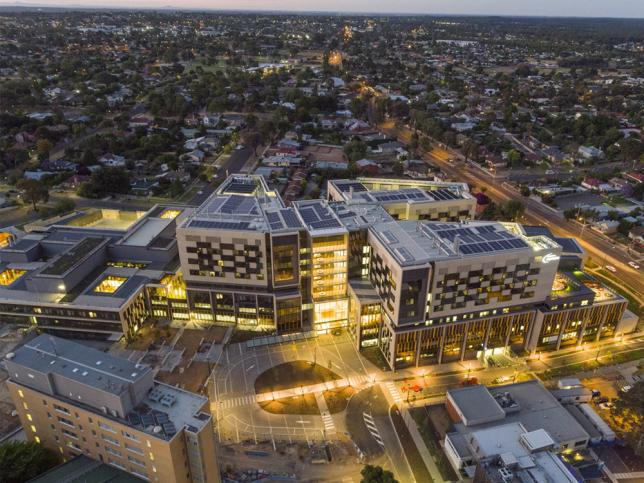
(258, 393), (320, 415)
(542, 348), (644, 380)
(254, 361), (341, 394)
(409, 405), (459, 482)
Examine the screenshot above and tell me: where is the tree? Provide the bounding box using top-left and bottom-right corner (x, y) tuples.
(17, 178), (49, 211)
(360, 465), (398, 483)
(613, 381), (644, 456)
(36, 139), (53, 160)
(344, 139), (368, 162)
(0, 441), (58, 483)
(77, 167), (130, 199)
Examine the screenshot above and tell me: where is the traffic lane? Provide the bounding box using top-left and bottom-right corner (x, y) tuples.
(188, 147), (255, 205)
(346, 386), (386, 458)
(222, 146), (254, 175)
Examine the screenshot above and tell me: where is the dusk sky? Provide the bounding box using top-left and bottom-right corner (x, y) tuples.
(2, 0), (644, 18)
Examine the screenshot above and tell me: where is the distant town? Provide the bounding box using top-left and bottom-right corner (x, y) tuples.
(0, 10), (642, 483)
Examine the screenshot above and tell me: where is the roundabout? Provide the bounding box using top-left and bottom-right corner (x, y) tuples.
(209, 331), (378, 445)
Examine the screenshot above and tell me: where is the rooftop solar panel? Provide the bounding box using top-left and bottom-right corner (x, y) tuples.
(281, 210), (302, 229)
(224, 181), (256, 194)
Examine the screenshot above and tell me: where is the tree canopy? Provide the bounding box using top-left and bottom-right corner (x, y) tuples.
(0, 441), (58, 483)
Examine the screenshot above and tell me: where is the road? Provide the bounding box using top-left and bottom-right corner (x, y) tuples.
(380, 122), (643, 298)
(189, 146), (256, 206)
(394, 334), (644, 403)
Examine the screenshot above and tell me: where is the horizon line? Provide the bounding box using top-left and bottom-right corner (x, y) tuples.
(1, 3), (643, 20)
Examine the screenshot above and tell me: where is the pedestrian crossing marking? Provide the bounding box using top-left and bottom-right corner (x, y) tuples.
(362, 411), (385, 448)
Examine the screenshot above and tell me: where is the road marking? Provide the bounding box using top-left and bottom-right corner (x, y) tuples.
(384, 381), (404, 405)
(321, 411), (336, 434)
(362, 411), (385, 448)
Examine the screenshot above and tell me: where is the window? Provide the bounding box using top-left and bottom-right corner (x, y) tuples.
(18, 389), (24, 398)
(122, 430), (140, 442)
(94, 276), (128, 294)
(106, 446), (122, 457)
(34, 436), (41, 443)
(30, 425), (37, 433)
(98, 422), (116, 433)
(61, 428), (78, 439)
(57, 416), (75, 428)
(128, 455), (146, 467)
(102, 434), (120, 447)
(54, 404), (70, 415)
(125, 443), (144, 455)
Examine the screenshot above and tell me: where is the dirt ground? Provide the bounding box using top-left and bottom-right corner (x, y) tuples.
(259, 393), (320, 415)
(323, 386), (356, 414)
(255, 361), (341, 394)
(302, 145), (346, 164)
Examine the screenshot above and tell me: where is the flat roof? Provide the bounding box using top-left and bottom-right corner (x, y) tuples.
(9, 334), (150, 395)
(489, 381), (590, 445)
(448, 385), (506, 424)
(293, 200), (346, 234)
(371, 220), (543, 267)
(121, 218), (173, 246)
(470, 422), (528, 459)
(29, 455), (144, 483)
(331, 202), (393, 231)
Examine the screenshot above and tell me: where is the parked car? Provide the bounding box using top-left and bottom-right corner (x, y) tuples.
(628, 261), (640, 270)
(621, 385), (632, 393)
(605, 265), (617, 273)
(599, 402), (614, 410)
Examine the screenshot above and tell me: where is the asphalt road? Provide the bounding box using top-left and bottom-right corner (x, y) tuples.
(381, 123), (643, 298)
(189, 146), (255, 206)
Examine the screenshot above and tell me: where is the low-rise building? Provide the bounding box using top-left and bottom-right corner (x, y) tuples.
(6, 334), (219, 483)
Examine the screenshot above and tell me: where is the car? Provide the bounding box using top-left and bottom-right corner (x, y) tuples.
(545, 170), (555, 175)
(595, 396), (609, 404)
(599, 402), (614, 410)
(197, 190), (203, 195)
(492, 375), (512, 384)
(591, 389), (601, 398)
(605, 265), (617, 273)
(628, 261), (640, 270)
(621, 385), (632, 393)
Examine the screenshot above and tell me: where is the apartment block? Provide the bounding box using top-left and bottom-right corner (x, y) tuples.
(6, 334), (219, 483)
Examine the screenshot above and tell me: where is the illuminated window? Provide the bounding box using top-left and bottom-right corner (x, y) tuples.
(93, 276), (127, 294)
(0, 269), (26, 286)
(159, 209), (181, 220)
(34, 436), (41, 443)
(27, 414), (32, 421)
(30, 425), (37, 433)
(18, 389), (24, 398)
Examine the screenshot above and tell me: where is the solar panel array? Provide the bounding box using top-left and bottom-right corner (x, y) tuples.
(264, 208), (303, 231)
(429, 224), (529, 255)
(337, 181), (368, 193)
(223, 180), (257, 194)
(220, 195), (259, 215)
(426, 188), (460, 201)
(189, 219), (251, 230)
(371, 188), (461, 203)
(281, 209), (303, 229)
(373, 189), (428, 202)
(297, 202), (343, 230)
